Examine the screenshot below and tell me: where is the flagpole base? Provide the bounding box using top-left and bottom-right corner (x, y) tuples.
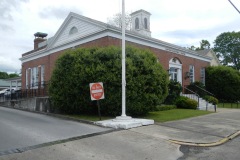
(114, 116), (132, 121)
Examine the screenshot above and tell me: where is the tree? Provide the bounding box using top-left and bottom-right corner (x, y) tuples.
(187, 39), (211, 51)
(0, 71), (19, 79)
(0, 71), (9, 79)
(213, 31), (240, 70)
(187, 45), (196, 51)
(205, 66), (240, 102)
(107, 12), (132, 30)
(198, 39), (211, 50)
(8, 73), (20, 78)
(49, 46), (169, 116)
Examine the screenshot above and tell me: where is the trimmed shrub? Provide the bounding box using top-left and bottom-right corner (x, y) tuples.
(175, 96), (198, 109)
(206, 66), (240, 102)
(164, 80), (182, 104)
(204, 95), (219, 105)
(49, 46), (169, 116)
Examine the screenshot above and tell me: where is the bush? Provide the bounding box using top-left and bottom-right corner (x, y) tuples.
(49, 46), (169, 116)
(204, 95), (218, 105)
(206, 66), (240, 102)
(175, 96), (198, 109)
(164, 80), (182, 104)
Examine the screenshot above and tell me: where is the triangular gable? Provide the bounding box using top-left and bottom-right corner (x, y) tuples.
(47, 12), (107, 49)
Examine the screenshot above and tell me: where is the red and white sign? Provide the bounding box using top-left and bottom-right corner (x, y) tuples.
(90, 82), (105, 100)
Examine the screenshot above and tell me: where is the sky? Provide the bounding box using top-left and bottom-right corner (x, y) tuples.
(0, 0), (240, 73)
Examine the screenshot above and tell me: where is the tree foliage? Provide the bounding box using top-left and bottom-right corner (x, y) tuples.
(187, 39), (211, 51)
(213, 31), (240, 70)
(49, 46), (169, 116)
(199, 40), (211, 50)
(205, 66), (240, 102)
(107, 12), (132, 30)
(0, 71), (19, 79)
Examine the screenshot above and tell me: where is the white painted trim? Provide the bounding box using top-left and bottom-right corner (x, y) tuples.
(21, 29), (212, 63)
(169, 61), (183, 85)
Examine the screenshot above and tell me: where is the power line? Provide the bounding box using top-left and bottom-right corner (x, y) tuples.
(228, 0), (240, 14)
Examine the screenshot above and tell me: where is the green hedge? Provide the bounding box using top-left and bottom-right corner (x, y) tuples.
(206, 66), (240, 102)
(175, 96), (198, 109)
(49, 46), (169, 116)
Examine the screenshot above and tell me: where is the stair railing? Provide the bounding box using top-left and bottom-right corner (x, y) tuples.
(183, 86), (200, 109)
(194, 85), (215, 96)
(193, 85), (217, 112)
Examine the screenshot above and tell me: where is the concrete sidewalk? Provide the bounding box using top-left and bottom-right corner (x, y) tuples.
(0, 108), (240, 160)
(131, 108), (240, 146)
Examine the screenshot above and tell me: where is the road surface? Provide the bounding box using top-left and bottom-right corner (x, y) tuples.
(0, 107), (111, 155)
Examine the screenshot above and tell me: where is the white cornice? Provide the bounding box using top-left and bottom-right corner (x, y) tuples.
(21, 29), (211, 63)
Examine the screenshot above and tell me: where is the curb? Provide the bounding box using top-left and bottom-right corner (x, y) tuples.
(169, 130), (240, 147)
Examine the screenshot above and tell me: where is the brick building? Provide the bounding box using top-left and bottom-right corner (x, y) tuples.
(20, 10), (211, 90)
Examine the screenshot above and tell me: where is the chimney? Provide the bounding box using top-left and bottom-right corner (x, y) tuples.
(34, 32), (48, 50)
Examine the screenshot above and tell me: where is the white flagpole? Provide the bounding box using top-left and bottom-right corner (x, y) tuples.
(121, 0), (126, 117)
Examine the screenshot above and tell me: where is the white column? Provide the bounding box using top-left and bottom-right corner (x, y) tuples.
(121, 0), (126, 117)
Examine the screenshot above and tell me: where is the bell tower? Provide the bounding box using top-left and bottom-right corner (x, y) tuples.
(130, 9), (151, 37)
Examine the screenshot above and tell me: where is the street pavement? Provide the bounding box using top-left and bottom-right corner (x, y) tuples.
(0, 108), (240, 160)
(131, 108), (240, 145)
(0, 107), (111, 154)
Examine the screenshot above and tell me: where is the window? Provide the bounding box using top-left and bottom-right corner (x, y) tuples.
(41, 65), (45, 88)
(169, 67), (178, 82)
(35, 67), (39, 86)
(144, 18), (148, 29)
(69, 26), (78, 35)
(135, 18), (139, 29)
(200, 68), (205, 85)
(26, 69), (28, 89)
(189, 65), (195, 83)
(32, 67), (37, 88)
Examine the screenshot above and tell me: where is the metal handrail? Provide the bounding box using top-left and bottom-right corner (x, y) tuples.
(183, 86), (200, 109)
(194, 85), (214, 96)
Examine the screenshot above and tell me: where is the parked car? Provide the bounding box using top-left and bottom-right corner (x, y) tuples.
(0, 88), (9, 97)
(0, 88), (21, 99)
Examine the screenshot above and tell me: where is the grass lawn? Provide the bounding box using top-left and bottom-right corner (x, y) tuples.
(66, 109), (212, 123)
(143, 109), (212, 123)
(218, 103), (240, 109)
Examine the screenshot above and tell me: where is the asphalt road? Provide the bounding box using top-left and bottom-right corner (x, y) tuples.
(178, 136), (240, 160)
(0, 107), (111, 154)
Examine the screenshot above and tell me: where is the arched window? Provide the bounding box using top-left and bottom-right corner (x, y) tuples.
(169, 58), (182, 84)
(144, 18), (148, 29)
(135, 18), (139, 29)
(69, 26), (78, 35)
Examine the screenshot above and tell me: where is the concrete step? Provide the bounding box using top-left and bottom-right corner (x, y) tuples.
(181, 94), (215, 111)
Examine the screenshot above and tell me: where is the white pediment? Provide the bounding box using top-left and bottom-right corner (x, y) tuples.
(48, 13), (106, 49)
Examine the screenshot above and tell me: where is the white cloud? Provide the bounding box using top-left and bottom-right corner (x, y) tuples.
(0, 0), (240, 72)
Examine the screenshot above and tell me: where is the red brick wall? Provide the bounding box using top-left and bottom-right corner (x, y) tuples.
(21, 36), (210, 89)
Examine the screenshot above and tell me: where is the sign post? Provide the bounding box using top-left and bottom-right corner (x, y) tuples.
(90, 82), (105, 120)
